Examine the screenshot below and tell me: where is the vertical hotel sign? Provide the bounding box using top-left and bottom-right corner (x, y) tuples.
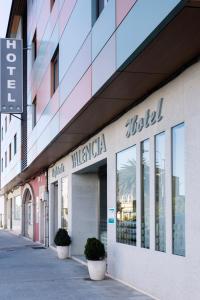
(0, 39), (23, 113)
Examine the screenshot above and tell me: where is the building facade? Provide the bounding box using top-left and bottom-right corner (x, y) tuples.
(1, 0), (200, 299)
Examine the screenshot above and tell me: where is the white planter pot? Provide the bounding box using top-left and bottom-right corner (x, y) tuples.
(56, 246), (69, 259)
(87, 259), (106, 280)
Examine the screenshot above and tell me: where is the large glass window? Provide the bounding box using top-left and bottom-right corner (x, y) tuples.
(172, 123), (185, 256)
(141, 139), (150, 249)
(155, 132), (166, 252)
(116, 146), (136, 245)
(61, 177), (68, 230)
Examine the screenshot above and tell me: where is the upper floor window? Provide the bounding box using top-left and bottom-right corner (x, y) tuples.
(9, 143), (12, 162)
(14, 134), (17, 155)
(1, 126), (3, 141)
(51, 47), (59, 95)
(5, 151), (7, 168)
(5, 116), (7, 133)
(9, 114), (12, 123)
(32, 30), (37, 64)
(50, 0), (55, 11)
(32, 96), (37, 129)
(97, 0), (109, 18)
(1, 158), (3, 173)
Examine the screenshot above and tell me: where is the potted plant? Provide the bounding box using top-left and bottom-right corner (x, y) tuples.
(54, 228), (71, 259)
(84, 237), (106, 280)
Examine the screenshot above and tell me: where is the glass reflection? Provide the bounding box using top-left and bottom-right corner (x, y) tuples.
(116, 146), (136, 245)
(172, 123), (185, 256)
(141, 139), (150, 249)
(155, 132), (166, 252)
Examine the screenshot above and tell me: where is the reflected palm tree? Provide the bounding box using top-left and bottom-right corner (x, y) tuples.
(117, 159), (136, 199)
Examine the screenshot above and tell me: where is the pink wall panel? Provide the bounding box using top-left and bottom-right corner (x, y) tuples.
(59, 0), (77, 38)
(37, 2), (51, 50)
(49, 88), (60, 116)
(116, 0), (137, 27)
(37, 65), (51, 121)
(60, 67), (92, 131)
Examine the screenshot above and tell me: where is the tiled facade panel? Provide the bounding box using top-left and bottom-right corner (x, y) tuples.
(60, 33), (92, 105)
(26, 0), (183, 168)
(60, 67), (92, 131)
(58, 0), (77, 37)
(36, 1), (51, 50)
(28, 88), (60, 155)
(92, 34), (116, 95)
(116, 0), (137, 27)
(37, 65), (51, 121)
(91, 0), (115, 61)
(59, 0), (92, 81)
(116, 0), (182, 69)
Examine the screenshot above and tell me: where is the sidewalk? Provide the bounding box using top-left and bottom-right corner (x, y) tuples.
(0, 230), (152, 300)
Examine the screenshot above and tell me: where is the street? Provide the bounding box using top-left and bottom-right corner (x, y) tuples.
(0, 230), (151, 300)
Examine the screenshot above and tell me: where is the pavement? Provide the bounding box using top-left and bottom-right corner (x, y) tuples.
(0, 230), (152, 300)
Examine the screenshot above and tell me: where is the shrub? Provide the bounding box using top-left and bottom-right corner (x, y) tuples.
(84, 237), (105, 261)
(54, 228), (71, 246)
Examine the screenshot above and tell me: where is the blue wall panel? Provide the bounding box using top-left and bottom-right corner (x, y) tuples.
(92, 0), (115, 61)
(59, 0), (92, 82)
(116, 0), (183, 69)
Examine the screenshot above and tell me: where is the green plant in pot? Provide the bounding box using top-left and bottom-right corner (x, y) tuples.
(84, 237), (106, 280)
(54, 228), (71, 259)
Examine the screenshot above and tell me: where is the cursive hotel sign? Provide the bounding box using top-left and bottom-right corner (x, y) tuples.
(52, 163), (65, 178)
(71, 134), (106, 168)
(0, 39), (23, 113)
(125, 98), (164, 138)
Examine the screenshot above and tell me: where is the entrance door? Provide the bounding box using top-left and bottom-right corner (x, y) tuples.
(10, 198), (12, 230)
(51, 181), (58, 245)
(71, 160), (107, 256)
(39, 200), (45, 244)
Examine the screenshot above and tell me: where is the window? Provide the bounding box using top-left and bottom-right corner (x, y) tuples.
(116, 146), (137, 246)
(9, 114), (12, 122)
(51, 47), (59, 95)
(172, 123), (185, 256)
(1, 158), (3, 173)
(14, 196), (21, 220)
(32, 97), (37, 128)
(1, 127), (3, 141)
(61, 177), (68, 229)
(97, 0), (109, 18)
(32, 30), (37, 63)
(141, 139), (150, 249)
(14, 134), (17, 155)
(155, 132), (166, 252)
(5, 116), (7, 133)
(50, 0), (55, 10)
(5, 151), (7, 168)
(9, 143), (12, 162)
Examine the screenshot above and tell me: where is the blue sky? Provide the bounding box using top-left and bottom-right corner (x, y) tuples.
(0, 0), (12, 38)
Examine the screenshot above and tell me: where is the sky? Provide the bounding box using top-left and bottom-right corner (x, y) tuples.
(0, 0), (12, 38)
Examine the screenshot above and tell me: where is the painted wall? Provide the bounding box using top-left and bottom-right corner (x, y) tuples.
(48, 61), (200, 300)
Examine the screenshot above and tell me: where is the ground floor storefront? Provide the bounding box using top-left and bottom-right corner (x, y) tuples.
(3, 173), (48, 245)
(2, 61), (200, 299)
(48, 62), (200, 300)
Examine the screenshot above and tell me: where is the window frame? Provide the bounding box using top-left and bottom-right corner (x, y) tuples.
(51, 47), (59, 96)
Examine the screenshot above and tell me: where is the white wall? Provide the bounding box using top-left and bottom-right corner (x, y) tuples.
(48, 61), (200, 300)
